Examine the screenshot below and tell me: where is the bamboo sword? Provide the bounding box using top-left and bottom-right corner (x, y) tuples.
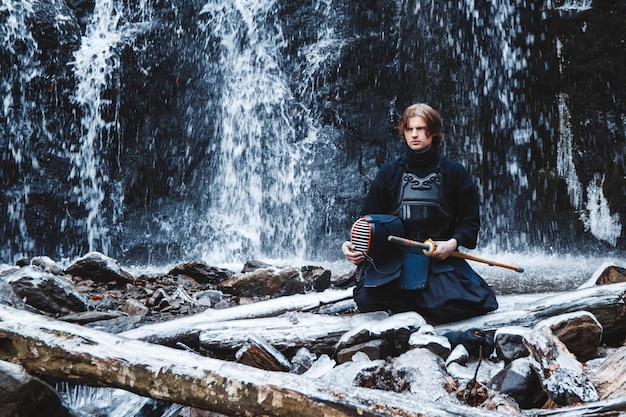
(387, 235), (524, 273)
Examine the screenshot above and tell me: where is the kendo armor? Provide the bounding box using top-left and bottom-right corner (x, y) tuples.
(394, 166), (455, 241)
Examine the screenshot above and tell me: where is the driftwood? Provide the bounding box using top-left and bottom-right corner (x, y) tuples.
(0, 305), (505, 417)
(235, 334), (291, 371)
(198, 312), (354, 356)
(436, 282), (626, 343)
(176, 284), (626, 356)
(120, 288), (354, 347)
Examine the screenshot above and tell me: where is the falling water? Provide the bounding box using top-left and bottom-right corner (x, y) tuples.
(0, 0), (39, 258)
(1, 0), (624, 265)
(192, 0), (319, 263)
(555, 34), (622, 246)
(70, 0), (155, 254)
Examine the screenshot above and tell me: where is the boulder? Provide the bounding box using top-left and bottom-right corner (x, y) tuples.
(4, 266), (88, 315)
(489, 357), (548, 409)
(0, 360), (71, 417)
(218, 265), (331, 297)
(65, 252), (135, 284)
(167, 261), (233, 285)
(534, 311), (602, 362)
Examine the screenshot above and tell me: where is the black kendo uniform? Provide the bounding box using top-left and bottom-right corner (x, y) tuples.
(352, 143), (498, 324)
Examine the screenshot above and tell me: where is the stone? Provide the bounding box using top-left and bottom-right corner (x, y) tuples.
(335, 311), (426, 355)
(65, 252), (135, 284)
(489, 357), (548, 409)
(121, 299), (150, 316)
(167, 261), (233, 285)
(534, 311), (602, 362)
(4, 266), (88, 315)
(218, 265), (331, 298)
(336, 339), (391, 363)
(408, 333), (451, 359)
(0, 360), (71, 417)
(494, 326), (531, 364)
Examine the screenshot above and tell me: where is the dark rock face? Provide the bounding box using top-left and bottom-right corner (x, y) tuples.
(0, 361), (72, 417)
(1, 0), (624, 264)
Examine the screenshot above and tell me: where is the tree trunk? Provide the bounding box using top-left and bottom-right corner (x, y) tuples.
(0, 305), (501, 417)
(436, 282), (626, 344)
(119, 288), (355, 347)
(165, 284), (626, 355)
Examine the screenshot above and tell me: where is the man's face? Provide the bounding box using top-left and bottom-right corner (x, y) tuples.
(404, 116), (433, 153)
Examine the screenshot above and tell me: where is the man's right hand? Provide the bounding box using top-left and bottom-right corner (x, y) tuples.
(342, 241), (365, 265)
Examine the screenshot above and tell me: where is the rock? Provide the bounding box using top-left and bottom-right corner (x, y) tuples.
(4, 266), (88, 315)
(580, 263), (626, 288)
(0, 360), (71, 417)
(446, 344), (469, 367)
(218, 265), (331, 298)
(122, 299), (150, 316)
(241, 260), (272, 272)
(30, 256), (64, 275)
(167, 261), (233, 285)
(534, 311), (602, 362)
(319, 357), (388, 389)
(489, 357), (548, 409)
(290, 347), (317, 375)
(335, 311), (426, 355)
(523, 326), (599, 406)
(0, 280), (27, 310)
(65, 252), (135, 284)
(408, 333), (451, 359)
(195, 289), (223, 306)
(336, 339), (391, 363)
(494, 326), (531, 364)
(392, 348), (458, 404)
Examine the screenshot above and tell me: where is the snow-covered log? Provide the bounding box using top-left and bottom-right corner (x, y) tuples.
(120, 288), (355, 346)
(436, 283), (626, 344)
(198, 312), (354, 356)
(193, 284), (626, 355)
(0, 305), (505, 417)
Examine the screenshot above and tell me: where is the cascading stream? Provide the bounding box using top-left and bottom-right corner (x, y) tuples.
(1, 0), (624, 267)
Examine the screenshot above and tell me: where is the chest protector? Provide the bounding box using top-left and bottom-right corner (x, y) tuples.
(394, 164), (455, 241)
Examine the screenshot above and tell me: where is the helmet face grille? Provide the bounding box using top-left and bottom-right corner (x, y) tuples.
(350, 217), (373, 254)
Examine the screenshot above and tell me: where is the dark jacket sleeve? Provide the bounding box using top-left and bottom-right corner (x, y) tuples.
(444, 160), (480, 249)
(359, 160), (402, 216)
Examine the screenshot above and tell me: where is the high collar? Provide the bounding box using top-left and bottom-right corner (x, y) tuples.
(402, 142), (440, 173)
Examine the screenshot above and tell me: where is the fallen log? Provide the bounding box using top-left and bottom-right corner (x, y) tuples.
(0, 305), (505, 417)
(436, 283), (626, 344)
(197, 312), (354, 356)
(120, 288), (355, 347)
(179, 285), (626, 356)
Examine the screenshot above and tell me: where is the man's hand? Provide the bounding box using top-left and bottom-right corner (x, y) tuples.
(342, 241), (365, 265)
(431, 238), (458, 260)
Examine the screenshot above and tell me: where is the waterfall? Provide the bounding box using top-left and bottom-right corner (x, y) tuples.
(70, 0), (123, 254)
(192, 0), (318, 263)
(1, 0), (624, 267)
(1, 0), (39, 258)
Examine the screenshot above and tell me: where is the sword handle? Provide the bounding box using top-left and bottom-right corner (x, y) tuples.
(387, 235), (436, 256)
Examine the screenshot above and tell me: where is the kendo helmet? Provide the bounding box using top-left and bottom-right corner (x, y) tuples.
(350, 214), (404, 287)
